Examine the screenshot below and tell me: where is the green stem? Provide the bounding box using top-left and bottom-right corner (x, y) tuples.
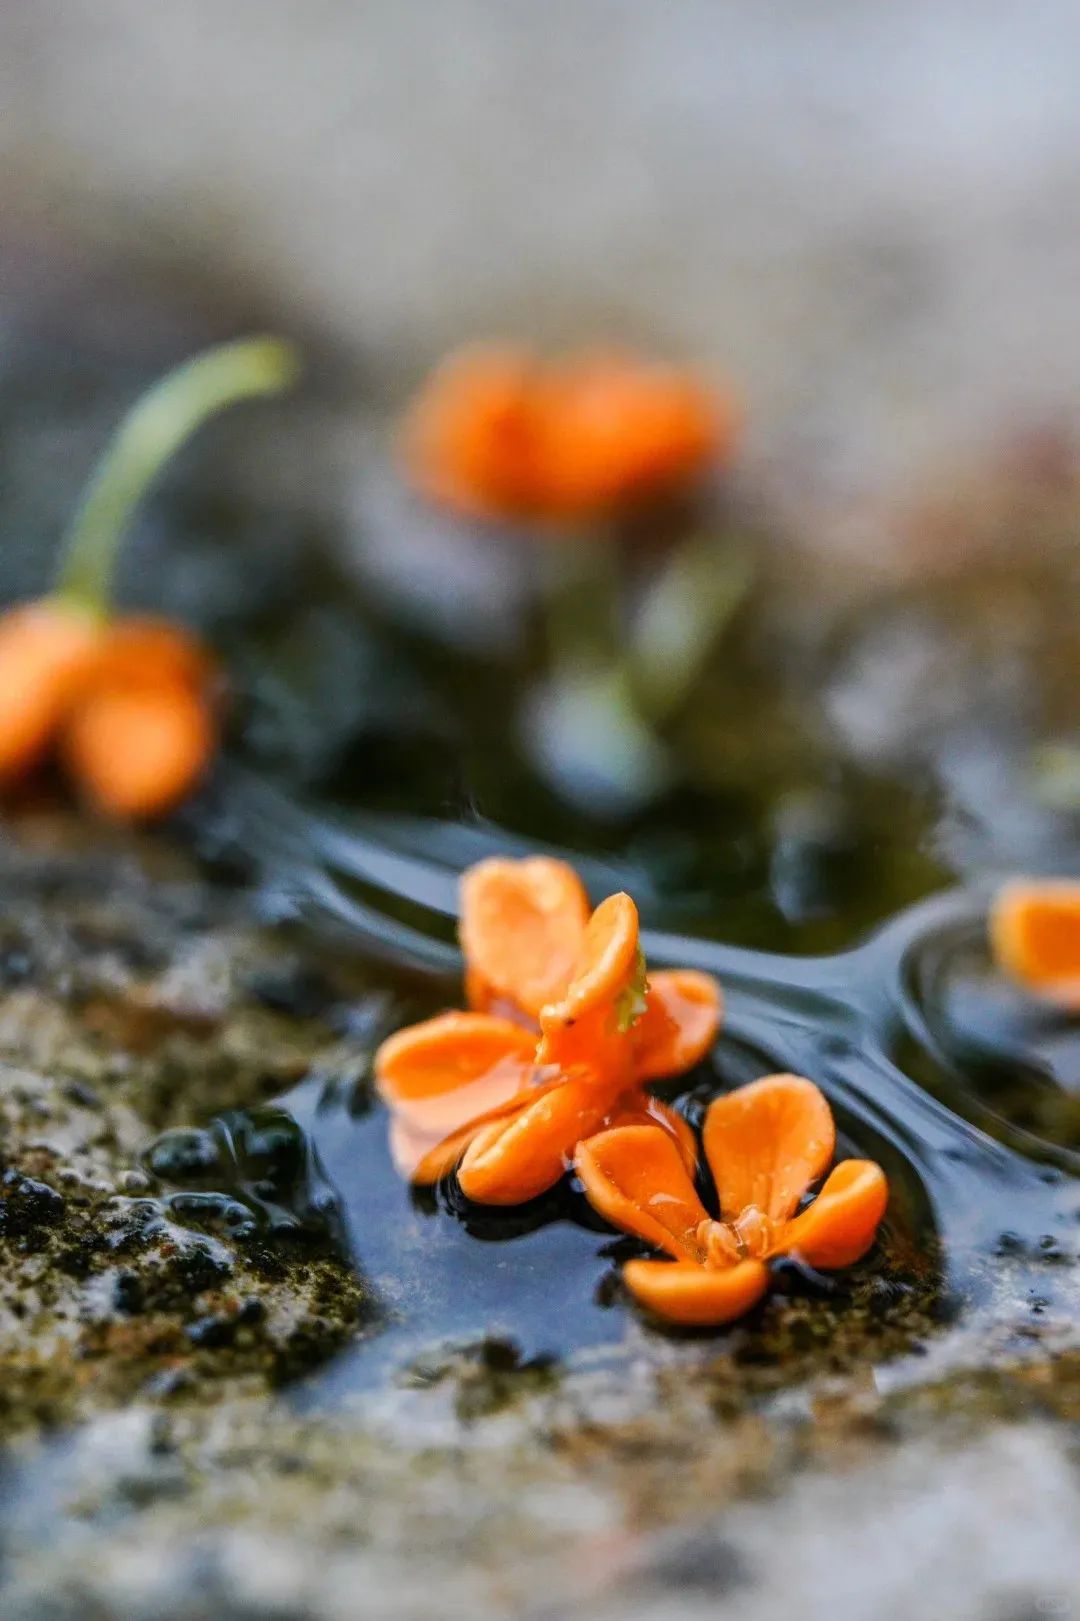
(539, 522), (624, 676)
(56, 336), (301, 618)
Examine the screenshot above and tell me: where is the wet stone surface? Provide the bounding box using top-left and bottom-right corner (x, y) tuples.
(0, 816), (370, 1436)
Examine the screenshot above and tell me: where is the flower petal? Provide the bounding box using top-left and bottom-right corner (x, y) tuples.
(401, 344), (546, 519)
(0, 601), (102, 783)
(776, 1159), (888, 1269)
(458, 1071), (616, 1205)
(460, 857), (589, 1019)
(632, 969), (722, 1082)
(702, 1074), (836, 1226)
(538, 892), (642, 1073)
(621, 1258), (769, 1326)
(602, 1092), (698, 1174)
(65, 683), (214, 821)
(375, 1011), (537, 1126)
(574, 1124), (709, 1259)
(990, 879), (1080, 1009)
(393, 1075), (565, 1183)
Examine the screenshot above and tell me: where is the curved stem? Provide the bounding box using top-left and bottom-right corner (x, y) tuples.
(56, 336), (301, 618)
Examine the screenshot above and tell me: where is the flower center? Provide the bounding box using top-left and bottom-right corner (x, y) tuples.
(697, 1204), (773, 1267)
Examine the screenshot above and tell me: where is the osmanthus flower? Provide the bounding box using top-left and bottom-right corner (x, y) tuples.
(990, 879), (1080, 1011)
(574, 1074), (889, 1327)
(0, 338), (297, 820)
(374, 856), (722, 1205)
(403, 345), (736, 524)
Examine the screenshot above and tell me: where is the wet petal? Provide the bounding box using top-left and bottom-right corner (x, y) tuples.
(990, 879), (1080, 1009)
(632, 969), (722, 1082)
(394, 1075), (565, 1183)
(460, 857), (589, 1019)
(777, 1160), (888, 1270)
(602, 1092), (698, 1174)
(702, 1074), (836, 1226)
(538, 892), (642, 1073)
(375, 1012), (537, 1123)
(458, 1071), (617, 1205)
(574, 1124), (708, 1259)
(621, 1258), (769, 1327)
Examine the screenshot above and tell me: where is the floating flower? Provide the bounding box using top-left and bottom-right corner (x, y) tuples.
(403, 345), (735, 523)
(990, 879), (1080, 1010)
(0, 338), (297, 820)
(575, 1074), (888, 1326)
(374, 856), (722, 1204)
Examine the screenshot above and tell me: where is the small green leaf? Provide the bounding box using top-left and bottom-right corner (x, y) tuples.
(614, 948), (649, 1033)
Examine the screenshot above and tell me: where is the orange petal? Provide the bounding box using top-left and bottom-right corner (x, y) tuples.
(574, 1124), (708, 1259)
(82, 616), (216, 694)
(392, 1078), (564, 1183)
(777, 1160), (888, 1270)
(460, 857), (589, 1019)
(458, 1072), (617, 1205)
(401, 345), (546, 519)
(538, 892), (642, 1074)
(375, 1011), (537, 1118)
(0, 601), (102, 783)
(63, 683), (214, 820)
(632, 969), (722, 1082)
(602, 1092), (698, 1175)
(621, 1257), (769, 1327)
(702, 1074), (836, 1226)
(538, 354), (731, 518)
(990, 879), (1080, 1009)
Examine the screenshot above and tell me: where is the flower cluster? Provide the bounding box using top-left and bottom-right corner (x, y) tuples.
(375, 855), (889, 1327)
(403, 345), (734, 523)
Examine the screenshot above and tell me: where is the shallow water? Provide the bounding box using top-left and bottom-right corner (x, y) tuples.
(146, 775), (1080, 1401)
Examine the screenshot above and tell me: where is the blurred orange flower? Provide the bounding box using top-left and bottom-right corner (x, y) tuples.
(990, 879), (1080, 1009)
(403, 345), (736, 522)
(0, 604), (218, 821)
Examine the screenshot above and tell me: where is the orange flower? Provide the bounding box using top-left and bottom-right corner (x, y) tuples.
(0, 604), (218, 820)
(403, 345), (735, 523)
(374, 856), (722, 1204)
(575, 1074), (888, 1326)
(990, 879), (1080, 1010)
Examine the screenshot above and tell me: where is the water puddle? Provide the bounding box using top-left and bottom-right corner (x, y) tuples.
(147, 781), (1080, 1403)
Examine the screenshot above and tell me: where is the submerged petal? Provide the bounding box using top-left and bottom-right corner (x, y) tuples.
(458, 1072), (615, 1205)
(574, 1124), (709, 1260)
(990, 879), (1080, 1010)
(621, 1257), (769, 1326)
(632, 969), (722, 1082)
(538, 892), (642, 1073)
(777, 1159), (888, 1270)
(702, 1074), (836, 1226)
(460, 856), (589, 1019)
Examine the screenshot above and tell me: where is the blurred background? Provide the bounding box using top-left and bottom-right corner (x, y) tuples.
(1, 0), (1078, 947)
